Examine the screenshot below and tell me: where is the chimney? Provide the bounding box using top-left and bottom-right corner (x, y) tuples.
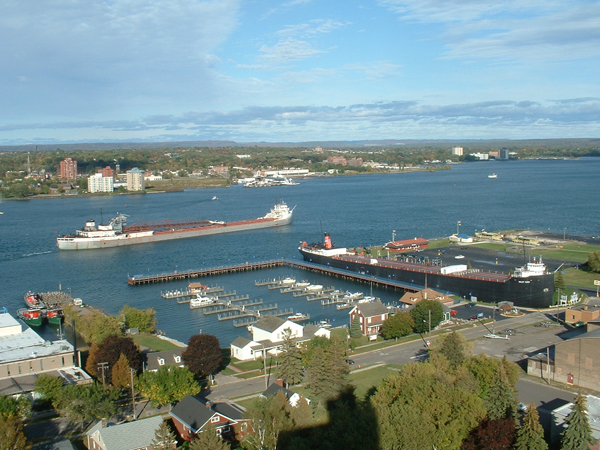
(101, 418), (107, 428)
(276, 379), (284, 387)
(205, 401), (211, 409)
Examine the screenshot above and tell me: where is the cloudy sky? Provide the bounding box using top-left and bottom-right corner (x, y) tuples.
(1, 0), (599, 145)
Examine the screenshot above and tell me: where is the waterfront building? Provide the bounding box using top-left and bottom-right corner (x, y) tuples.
(0, 309), (89, 394)
(499, 148), (510, 160)
(126, 167), (145, 191)
(99, 166), (114, 178)
(87, 173), (114, 193)
(327, 156), (347, 165)
(59, 157), (77, 180)
(469, 152), (489, 160)
(398, 289), (453, 310)
(452, 147), (464, 156)
(349, 300), (389, 337)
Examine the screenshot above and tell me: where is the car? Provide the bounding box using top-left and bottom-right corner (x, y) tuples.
(455, 255), (465, 259)
(518, 403), (528, 412)
(465, 302), (476, 308)
(468, 315), (477, 321)
(450, 310), (458, 316)
(344, 359), (355, 365)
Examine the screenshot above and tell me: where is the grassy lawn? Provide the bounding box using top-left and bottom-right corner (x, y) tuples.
(349, 365), (399, 399)
(131, 333), (181, 351)
(146, 177), (229, 191)
(563, 268), (600, 289)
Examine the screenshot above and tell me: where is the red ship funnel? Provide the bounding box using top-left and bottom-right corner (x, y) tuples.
(324, 233), (332, 249)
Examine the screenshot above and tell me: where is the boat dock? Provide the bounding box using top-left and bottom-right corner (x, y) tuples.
(231, 308), (295, 328)
(161, 286), (224, 299)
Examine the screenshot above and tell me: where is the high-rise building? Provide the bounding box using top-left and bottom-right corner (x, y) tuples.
(99, 166), (114, 178)
(499, 148), (510, 160)
(126, 167), (145, 191)
(59, 158), (77, 180)
(451, 147), (464, 156)
(88, 173), (114, 193)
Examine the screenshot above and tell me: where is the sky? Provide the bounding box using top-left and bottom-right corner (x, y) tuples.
(1, 0), (600, 145)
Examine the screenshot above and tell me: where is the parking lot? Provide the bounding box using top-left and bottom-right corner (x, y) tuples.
(450, 303), (513, 323)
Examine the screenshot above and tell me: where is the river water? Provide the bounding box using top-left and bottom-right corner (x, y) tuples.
(1, 158), (598, 346)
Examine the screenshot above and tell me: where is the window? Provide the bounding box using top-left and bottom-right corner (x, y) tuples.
(18, 364), (22, 375)
(174, 355), (181, 363)
(159, 358), (165, 366)
(211, 415), (220, 423)
(61, 357), (65, 367)
(40, 360), (44, 370)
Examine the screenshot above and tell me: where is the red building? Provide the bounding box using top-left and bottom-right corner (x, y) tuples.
(384, 237), (429, 252)
(349, 300), (389, 337)
(98, 166), (114, 178)
(59, 158), (77, 180)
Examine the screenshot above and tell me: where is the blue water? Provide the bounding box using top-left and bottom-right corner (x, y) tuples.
(1, 158), (598, 346)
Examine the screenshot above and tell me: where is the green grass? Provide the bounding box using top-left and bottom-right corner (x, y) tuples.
(349, 365), (399, 399)
(562, 268), (600, 289)
(230, 359), (270, 371)
(130, 333), (181, 351)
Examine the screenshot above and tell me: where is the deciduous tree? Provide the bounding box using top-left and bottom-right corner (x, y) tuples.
(182, 334), (223, 377)
(111, 353), (132, 390)
(85, 334), (141, 385)
(410, 299), (444, 334)
(0, 395), (30, 419)
(244, 392), (294, 450)
(120, 305), (157, 333)
(560, 393), (594, 450)
(430, 331), (471, 371)
(515, 403), (548, 450)
(0, 416), (31, 450)
(52, 383), (118, 426)
(34, 374), (64, 403)
(381, 311), (414, 340)
(461, 417), (516, 450)
(585, 250), (600, 274)
(137, 365), (200, 407)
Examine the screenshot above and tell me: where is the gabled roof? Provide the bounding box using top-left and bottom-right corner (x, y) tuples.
(145, 348), (185, 372)
(87, 415), (163, 450)
(261, 383), (294, 400)
(252, 315), (286, 333)
(230, 336), (253, 348)
(354, 300), (388, 317)
(170, 395), (245, 433)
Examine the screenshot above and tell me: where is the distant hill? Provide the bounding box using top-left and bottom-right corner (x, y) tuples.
(1, 138), (599, 152)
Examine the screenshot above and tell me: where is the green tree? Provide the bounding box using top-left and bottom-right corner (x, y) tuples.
(120, 305), (157, 333)
(305, 343), (349, 403)
(350, 315), (362, 338)
(585, 251), (600, 273)
(0, 416), (31, 450)
(189, 425), (231, 450)
(52, 383), (119, 426)
(371, 361), (485, 450)
(487, 363), (518, 421)
(465, 354), (519, 400)
(137, 365), (200, 407)
(244, 392), (294, 450)
(277, 335), (304, 388)
(560, 393), (595, 450)
(409, 299), (444, 334)
(182, 334), (223, 377)
(515, 403), (548, 450)
(381, 311), (414, 339)
(151, 420), (177, 450)
(430, 331), (471, 371)
(34, 373), (64, 402)
(0, 395), (30, 419)
(555, 272), (566, 291)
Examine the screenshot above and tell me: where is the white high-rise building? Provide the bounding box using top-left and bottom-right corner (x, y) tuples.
(126, 168), (145, 191)
(452, 147), (464, 156)
(87, 173), (114, 193)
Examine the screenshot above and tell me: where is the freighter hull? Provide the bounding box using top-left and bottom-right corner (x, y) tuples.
(299, 248), (554, 308)
(58, 202), (293, 250)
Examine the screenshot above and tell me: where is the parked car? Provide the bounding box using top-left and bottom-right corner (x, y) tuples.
(465, 302), (476, 308)
(450, 310), (458, 316)
(344, 359), (355, 365)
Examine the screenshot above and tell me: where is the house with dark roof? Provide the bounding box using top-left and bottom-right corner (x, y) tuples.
(349, 300), (389, 337)
(145, 348), (185, 372)
(230, 315), (331, 361)
(169, 395), (251, 443)
(260, 380), (310, 407)
(86, 415), (168, 450)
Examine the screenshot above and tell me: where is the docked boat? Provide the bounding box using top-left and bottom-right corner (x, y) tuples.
(343, 292), (364, 302)
(287, 312), (310, 321)
(305, 284), (323, 291)
(24, 291), (43, 308)
(17, 308), (45, 326)
(57, 201), (295, 250)
(299, 232), (554, 308)
(190, 296), (216, 309)
(46, 309), (64, 325)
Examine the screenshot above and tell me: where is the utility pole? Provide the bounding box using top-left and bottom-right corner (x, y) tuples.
(98, 362), (109, 388)
(130, 368), (136, 420)
(263, 346), (268, 389)
(428, 309), (431, 334)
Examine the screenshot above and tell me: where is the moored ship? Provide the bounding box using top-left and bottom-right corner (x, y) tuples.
(17, 308), (45, 326)
(299, 233), (554, 308)
(57, 201), (295, 250)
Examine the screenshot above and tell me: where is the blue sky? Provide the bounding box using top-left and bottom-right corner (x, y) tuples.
(1, 0), (599, 145)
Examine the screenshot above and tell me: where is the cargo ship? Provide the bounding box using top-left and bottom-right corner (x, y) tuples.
(299, 233), (554, 308)
(57, 201), (295, 250)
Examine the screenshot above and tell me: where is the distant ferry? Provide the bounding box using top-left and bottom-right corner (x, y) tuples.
(57, 201), (295, 250)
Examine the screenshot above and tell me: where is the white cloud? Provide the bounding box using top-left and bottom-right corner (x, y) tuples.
(259, 38), (326, 62)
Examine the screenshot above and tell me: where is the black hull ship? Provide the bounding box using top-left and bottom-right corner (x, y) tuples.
(299, 234), (554, 308)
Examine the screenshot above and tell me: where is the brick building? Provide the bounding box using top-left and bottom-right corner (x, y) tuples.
(59, 158), (77, 180)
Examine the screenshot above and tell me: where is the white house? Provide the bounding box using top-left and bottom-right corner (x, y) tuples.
(249, 315), (303, 342)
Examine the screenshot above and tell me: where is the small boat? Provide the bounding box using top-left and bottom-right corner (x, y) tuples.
(24, 291), (42, 308)
(358, 296), (378, 303)
(46, 309), (64, 325)
(296, 281), (310, 288)
(318, 320), (332, 328)
(343, 292), (364, 302)
(17, 308), (45, 326)
(488, 173), (497, 179)
(287, 312), (310, 321)
(211, 196), (218, 200)
(305, 284), (323, 291)
(280, 277), (296, 285)
(190, 295), (215, 309)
